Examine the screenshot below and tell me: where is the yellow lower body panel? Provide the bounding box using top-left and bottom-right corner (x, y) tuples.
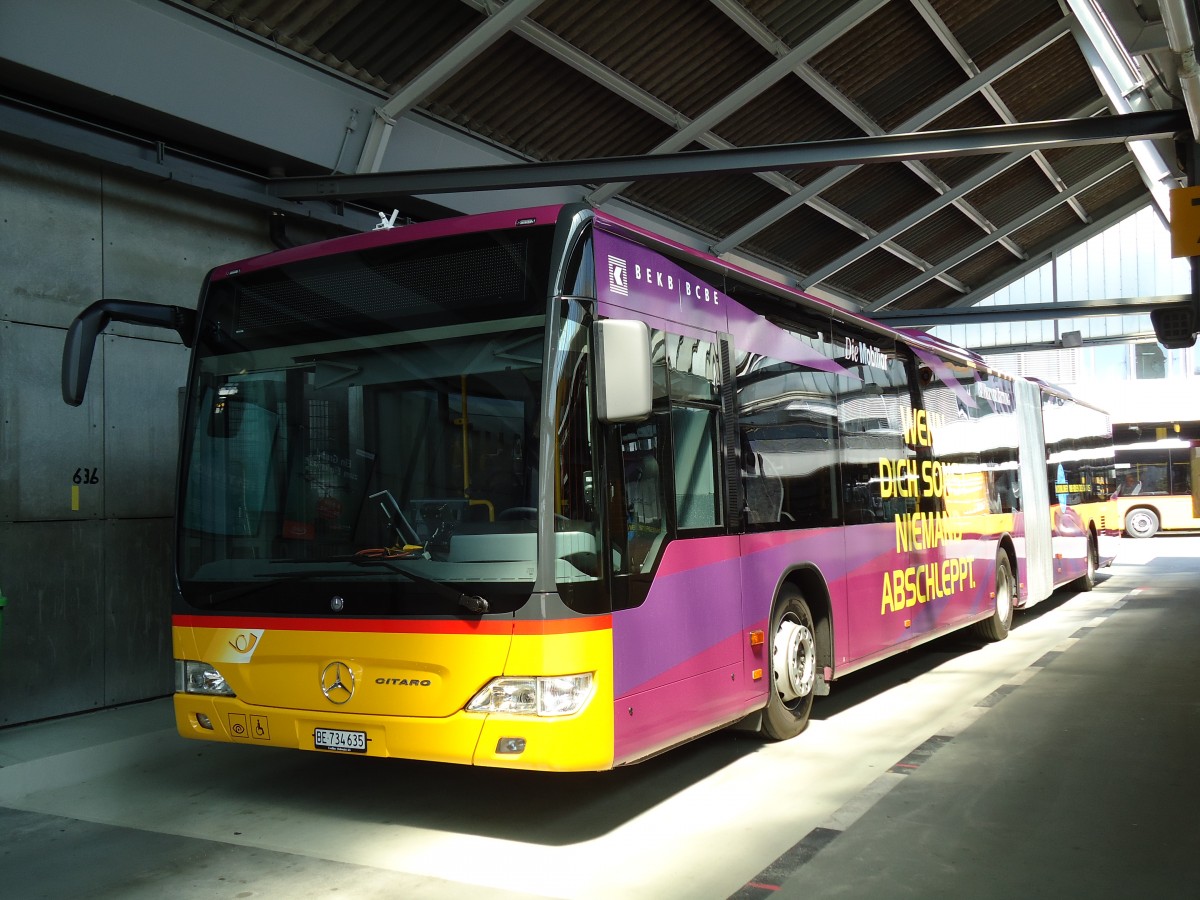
(173, 618), (616, 772)
(174, 686), (615, 772)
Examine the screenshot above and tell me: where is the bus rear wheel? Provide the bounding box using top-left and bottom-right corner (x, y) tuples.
(972, 552), (1014, 642)
(763, 586), (816, 741)
(1125, 508), (1159, 539)
(1074, 535), (1097, 592)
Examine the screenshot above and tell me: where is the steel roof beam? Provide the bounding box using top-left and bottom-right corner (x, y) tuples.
(804, 195), (970, 294)
(0, 96), (380, 232)
(444, 0), (1017, 296)
(710, 19), (1073, 254)
(684, 126), (972, 293)
(784, 38), (1025, 263)
(357, 0), (548, 173)
(871, 293), (1186, 325)
(456, 0), (946, 294)
(605, 0), (1019, 289)
(268, 109), (1183, 200)
(456, 0), (685, 126)
(942, 195), (1153, 309)
(585, 0), (887, 204)
(1066, 0), (1176, 219)
(911, 0), (1090, 226)
(802, 149), (1030, 288)
(868, 155), (1134, 310)
(785, 58), (1024, 265)
(801, 98), (1107, 289)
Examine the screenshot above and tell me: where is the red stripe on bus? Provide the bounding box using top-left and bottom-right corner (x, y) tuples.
(172, 614), (612, 636)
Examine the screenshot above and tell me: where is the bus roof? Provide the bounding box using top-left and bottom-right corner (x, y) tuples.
(203, 203), (1102, 406)
(208, 205), (570, 281)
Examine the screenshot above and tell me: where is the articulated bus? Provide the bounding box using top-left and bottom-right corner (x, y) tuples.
(61, 204), (1119, 771)
(1113, 435), (1200, 537)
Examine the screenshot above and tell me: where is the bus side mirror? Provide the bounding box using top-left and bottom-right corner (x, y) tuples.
(595, 319), (652, 423)
(62, 299), (196, 406)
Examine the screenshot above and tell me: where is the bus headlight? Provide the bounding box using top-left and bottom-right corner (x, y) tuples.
(175, 660), (236, 697)
(466, 673), (594, 716)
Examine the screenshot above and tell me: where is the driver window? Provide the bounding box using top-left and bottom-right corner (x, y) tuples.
(664, 332), (722, 530)
(619, 419), (669, 575)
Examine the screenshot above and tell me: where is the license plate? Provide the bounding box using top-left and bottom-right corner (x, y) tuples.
(314, 727), (367, 753)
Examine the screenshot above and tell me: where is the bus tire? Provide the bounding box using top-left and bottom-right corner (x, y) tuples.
(762, 585), (816, 741)
(972, 552), (1014, 642)
(1075, 535), (1098, 592)
(1124, 507), (1159, 539)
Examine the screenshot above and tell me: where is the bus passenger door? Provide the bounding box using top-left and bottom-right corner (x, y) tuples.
(607, 328), (743, 764)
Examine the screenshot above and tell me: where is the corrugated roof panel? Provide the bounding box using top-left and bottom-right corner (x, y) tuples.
(313, 0), (479, 88)
(533, 0), (774, 120)
(623, 172), (788, 242)
(810, 2), (965, 131)
(890, 278), (961, 312)
(820, 163), (940, 233)
(930, 0), (1064, 70)
(828, 246), (924, 303)
(893, 204), (983, 265)
(1041, 143), (1128, 185)
(923, 91), (1006, 131)
(185, 0), (480, 90)
(1007, 204), (1080, 257)
(424, 33), (676, 161)
(741, 0), (865, 49)
(743, 204), (863, 277)
(994, 34), (1099, 121)
(714, 74), (863, 149)
(1075, 163), (1146, 210)
(946, 242), (1020, 289)
(1010, 167), (1146, 252)
(964, 157), (1059, 228)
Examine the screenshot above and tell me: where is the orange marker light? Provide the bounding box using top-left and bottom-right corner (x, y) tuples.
(752, 668), (763, 681)
(749, 630), (765, 647)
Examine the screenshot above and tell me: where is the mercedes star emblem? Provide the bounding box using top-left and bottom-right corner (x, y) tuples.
(320, 661), (355, 705)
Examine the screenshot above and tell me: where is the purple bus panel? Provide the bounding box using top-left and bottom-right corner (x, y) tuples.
(611, 526), (1002, 765)
(596, 227), (1012, 766)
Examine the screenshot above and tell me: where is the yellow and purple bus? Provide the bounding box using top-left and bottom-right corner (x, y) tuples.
(61, 204), (1118, 771)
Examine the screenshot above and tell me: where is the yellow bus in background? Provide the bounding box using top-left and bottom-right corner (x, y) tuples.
(1113, 436), (1200, 538)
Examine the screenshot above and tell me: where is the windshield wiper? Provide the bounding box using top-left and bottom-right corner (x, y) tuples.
(345, 556), (490, 614)
(203, 569), (375, 607)
(200, 561), (489, 614)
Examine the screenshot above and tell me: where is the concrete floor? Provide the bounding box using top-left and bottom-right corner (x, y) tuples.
(1, 537), (1197, 899)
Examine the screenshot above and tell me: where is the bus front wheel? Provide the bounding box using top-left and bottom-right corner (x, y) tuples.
(762, 585), (816, 741)
(1125, 508), (1159, 539)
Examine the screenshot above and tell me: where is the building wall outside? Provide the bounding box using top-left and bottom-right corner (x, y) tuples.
(933, 206), (1200, 426)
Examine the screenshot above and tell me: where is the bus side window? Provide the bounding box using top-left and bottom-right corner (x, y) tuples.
(835, 329), (917, 524)
(663, 332), (723, 531)
(742, 436), (783, 525)
(672, 406), (721, 529)
(620, 420), (669, 574)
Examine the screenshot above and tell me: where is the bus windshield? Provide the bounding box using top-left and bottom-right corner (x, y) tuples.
(177, 227), (553, 614)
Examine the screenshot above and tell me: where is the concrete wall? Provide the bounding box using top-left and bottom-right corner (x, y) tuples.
(0, 136), (274, 725)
